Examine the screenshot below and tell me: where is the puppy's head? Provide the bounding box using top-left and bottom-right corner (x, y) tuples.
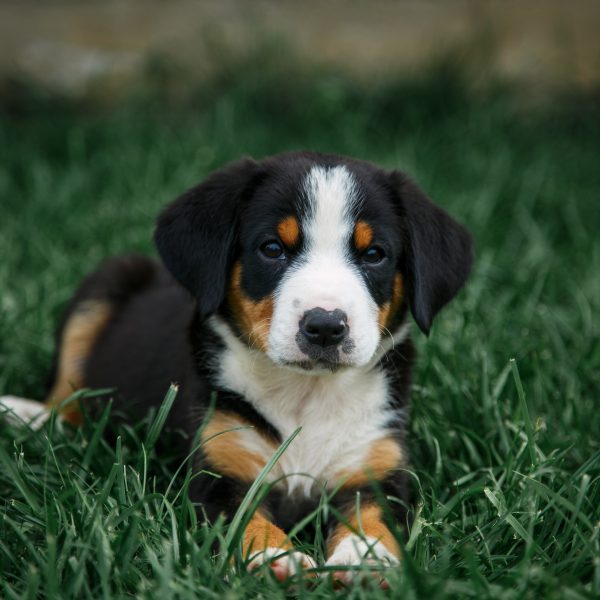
(155, 152), (472, 372)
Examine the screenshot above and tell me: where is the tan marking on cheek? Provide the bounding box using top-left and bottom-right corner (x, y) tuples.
(353, 220), (374, 251)
(46, 300), (113, 425)
(378, 302), (391, 330)
(277, 216), (300, 248)
(202, 411), (274, 483)
(228, 262), (273, 352)
(327, 503), (401, 560)
(336, 437), (403, 489)
(242, 511), (292, 557)
(378, 273), (404, 330)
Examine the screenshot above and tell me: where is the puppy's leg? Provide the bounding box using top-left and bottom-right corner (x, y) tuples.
(326, 435), (408, 588)
(46, 300), (113, 425)
(198, 410), (315, 579)
(2, 297), (114, 430)
(326, 502), (400, 588)
(243, 510), (315, 580)
(44, 255), (157, 426)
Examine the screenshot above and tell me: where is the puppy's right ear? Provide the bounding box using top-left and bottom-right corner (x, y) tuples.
(154, 158), (258, 319)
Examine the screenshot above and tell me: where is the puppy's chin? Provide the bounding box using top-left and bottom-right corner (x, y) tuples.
(265, 338), (379, 374)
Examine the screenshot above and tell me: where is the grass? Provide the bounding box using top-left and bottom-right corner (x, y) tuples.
(1, 63), (599, 598)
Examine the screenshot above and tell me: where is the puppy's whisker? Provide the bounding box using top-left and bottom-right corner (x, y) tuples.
(379, 325), (395, 350)
(247, 318), (272, 350)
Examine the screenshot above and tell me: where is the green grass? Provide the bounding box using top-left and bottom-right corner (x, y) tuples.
(1, 65), (599, 598)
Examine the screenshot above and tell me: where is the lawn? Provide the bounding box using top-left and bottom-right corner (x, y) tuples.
(1, 65), (599, 598)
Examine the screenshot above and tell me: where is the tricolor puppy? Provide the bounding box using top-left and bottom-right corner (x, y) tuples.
(0, 152), (472, 585)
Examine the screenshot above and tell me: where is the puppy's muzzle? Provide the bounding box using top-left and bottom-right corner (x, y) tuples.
(299, 308), (349, 348)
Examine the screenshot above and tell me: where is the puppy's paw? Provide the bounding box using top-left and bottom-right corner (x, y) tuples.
(326, 534), (398, 588)
(0, 396), (49, 430)
(248, 547), (316, 582)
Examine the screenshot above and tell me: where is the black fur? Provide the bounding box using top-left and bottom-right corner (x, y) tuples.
(154, 158), (258, 319)
(390, 171), (473, 334)
(76, 257), (201, 438)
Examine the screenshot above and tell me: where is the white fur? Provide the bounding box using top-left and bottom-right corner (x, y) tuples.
(326, 534), (398, 586)
(209, 317), (409, 496)
(326, 534), (399, 568)
(268, 166), (380, 368)
(208, 167), (410, 494)
(0, 396), (50, 429)
(247, 546), (316, 575)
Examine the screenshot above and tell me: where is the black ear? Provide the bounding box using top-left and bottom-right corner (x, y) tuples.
(390, 171), (473, 334)
(154, 158), (258, 319)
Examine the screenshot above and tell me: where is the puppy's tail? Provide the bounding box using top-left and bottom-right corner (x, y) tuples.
(46, 254), (158, 424)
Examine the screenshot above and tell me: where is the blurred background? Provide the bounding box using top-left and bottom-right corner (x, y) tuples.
(2, 0), (600, 106)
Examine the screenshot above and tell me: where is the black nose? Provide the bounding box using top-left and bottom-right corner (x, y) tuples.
(299, 308), (349, 347)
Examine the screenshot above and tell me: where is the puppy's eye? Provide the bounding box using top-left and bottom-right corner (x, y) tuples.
(260, 240), (285, 260)
(362, 245), (385, 264)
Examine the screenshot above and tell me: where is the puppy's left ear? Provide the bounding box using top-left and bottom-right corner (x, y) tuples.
(390, 171), (473, 334)
(154, 158), (258, 319)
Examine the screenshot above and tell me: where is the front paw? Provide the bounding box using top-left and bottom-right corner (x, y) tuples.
(326, 534), (398, 588)
(0, 396), (49, 430)
(248, 547), (316, 582)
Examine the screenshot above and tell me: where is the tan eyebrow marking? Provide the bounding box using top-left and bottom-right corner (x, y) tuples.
(353, 220), (374, 251)
(277, 216), (300, 248)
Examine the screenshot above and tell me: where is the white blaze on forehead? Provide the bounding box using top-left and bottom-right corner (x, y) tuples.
(267, 163), (381, 368)
(302, 165), (359, 255)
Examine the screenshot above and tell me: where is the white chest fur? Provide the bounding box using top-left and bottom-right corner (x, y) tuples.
(209, 318), (406, 497)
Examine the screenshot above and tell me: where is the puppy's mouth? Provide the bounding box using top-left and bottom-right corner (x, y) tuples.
(281, 358), (346, 373)
(270, 330), (358, 374)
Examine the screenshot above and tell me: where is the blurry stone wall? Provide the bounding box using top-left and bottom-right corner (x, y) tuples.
(2, 0), (599, 105)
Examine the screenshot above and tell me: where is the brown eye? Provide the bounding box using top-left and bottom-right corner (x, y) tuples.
(362, 245), (385, 264)
(260, 240), (285, 260)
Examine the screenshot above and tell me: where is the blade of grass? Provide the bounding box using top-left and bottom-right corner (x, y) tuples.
(81, 398), (113, 472)
(144, 384), (178, 455)
(510, 358), (538, 466)
(484, 487), (549, 561)
(0, 445), (41, 513)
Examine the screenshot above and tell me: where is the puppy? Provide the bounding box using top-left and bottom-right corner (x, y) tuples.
(0, 152), (472, 585)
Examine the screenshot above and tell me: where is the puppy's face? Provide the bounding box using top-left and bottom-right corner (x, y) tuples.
(155, 152), (473, 371)
(231, 164), (403, 371)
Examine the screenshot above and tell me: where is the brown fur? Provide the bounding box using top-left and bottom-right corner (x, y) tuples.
(202, 410), (274, 482)
(277, 216), (300, 248)
(243, 510), (292, 557)
(328, 503), (401, 560)
(378, 273), (404, 329)
(353, 221), (374, 251)
(336, 437), (403, 489)
(46, 300), (113, 425)
(228, 262), (273, 351)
